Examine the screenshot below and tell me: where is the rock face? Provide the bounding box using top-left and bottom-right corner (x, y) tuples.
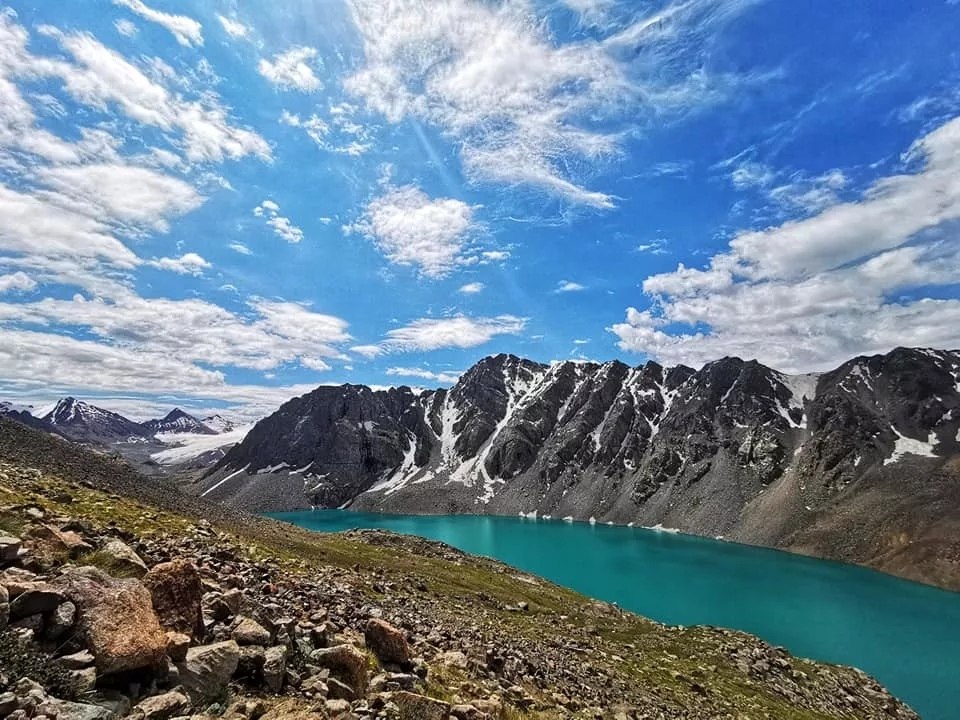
(202, 347), (960, 581)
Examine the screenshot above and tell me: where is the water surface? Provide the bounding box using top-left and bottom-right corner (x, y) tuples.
(270, 509), (960, 720)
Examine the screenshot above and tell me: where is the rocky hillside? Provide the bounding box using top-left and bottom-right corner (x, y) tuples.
(200, 347), (960, 590)
(0, 417), (918, 719)
(41, 398), (153, 444)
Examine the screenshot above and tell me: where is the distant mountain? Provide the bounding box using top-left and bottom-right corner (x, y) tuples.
(201, 347), (960, 589)
(144, 408), (216, 436)
(41, 397), (152, 444)
(202, 414), (236, 434)
(0, 401), (59, 434)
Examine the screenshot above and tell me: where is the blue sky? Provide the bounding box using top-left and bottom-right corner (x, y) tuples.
(1, 0), (959, 420)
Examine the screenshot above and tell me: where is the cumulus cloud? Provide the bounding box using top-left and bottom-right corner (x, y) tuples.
(386, 366), (462, 385)
(348, 185), (479, 278)
(458, 282), (484, 294)
(0, 271), (36, 294)
(258, 47), (322, 92)
(381, 315), (527, 352)
(254, 200), (304, 243)
(148, 252), (211, 276)
(229, 242), (253, 256)
(113, 0), (203, 47)
(610, 115), (960, 373)
(345, 0), (752, 207)
(555, 280), (586, 293)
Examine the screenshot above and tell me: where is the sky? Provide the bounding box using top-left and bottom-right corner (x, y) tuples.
(1, 0), (959, 421)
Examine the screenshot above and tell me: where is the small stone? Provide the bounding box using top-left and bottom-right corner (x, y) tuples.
(128, 690), (191, 720)
(0, 535), (21, 562)
(392, 691), (450, 720)
(311, 644), (369, 698)
(165, 631), (191, 662)
(58, 650), (95, 669)
(324, 699), (351, 716)
(176, 640), (241, 704)
(43, 601), (77, 641)
(99, 539), (148, 578)
(231, 616), (271, 646)
(364, 618), (412, 668)
(71, 667), (97, 694)
(262, 645), (287, 693)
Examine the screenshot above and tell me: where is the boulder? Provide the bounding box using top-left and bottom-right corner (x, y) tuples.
(128, 690), (191, 720)
(8, 587), (67, 619)
(262, 645), (287, 693)
(364, 618), (413, 667)
(24, 525), (91, 557)
(175, 640), (241, 704)
(49, 567), (168, 675)
(99, 539), (148, 577)
(0, 584), (8, 629)
(0, 535), (21, 562)
(143, 559), (203, 639)
(392, 691), (451, 720)
(37, 698), (112, 720)
(232, 616), (271, 646)
(311, 644), (369, 697)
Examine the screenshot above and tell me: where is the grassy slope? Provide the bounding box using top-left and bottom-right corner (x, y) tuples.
(0, 419), (913, 719)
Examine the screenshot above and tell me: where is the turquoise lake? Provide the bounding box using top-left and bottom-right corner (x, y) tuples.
(269, 510), (960, 720)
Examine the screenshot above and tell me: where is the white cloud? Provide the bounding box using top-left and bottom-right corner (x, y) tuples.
(386, 366), (462, 385)
(148, 252), (211, 276)
(280, 111), (329, 145)
(381, 315), (526, 352)
(344, 0), (751, 207)
(350, 344), (383, 359)
(636, 239), (669, 255)
(31, 23), (269, 163)
(258, 47), (321, 92)
(481, 250), (510, 262)
(0, 271), (36, 294)
(610, 115), (960, 373)
(113, 0), (203, 47)
(229, 242), (253, 255)
(114, 19), (138, 37)
(348, 185), (478, 278)
(458, 282), (484, 294)
(216, 14), (250, 39)
(254, 200), (304, 243)
(0, 293), (352, 373)
(555, 280), (586, 293)
(34, 163), (203, 234)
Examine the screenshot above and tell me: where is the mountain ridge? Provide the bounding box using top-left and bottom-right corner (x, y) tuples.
(200, 346), (960, 590)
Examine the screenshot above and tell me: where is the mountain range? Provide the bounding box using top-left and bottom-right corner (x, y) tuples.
(199, 346), (960, 589)
(0, 398), (240, 471)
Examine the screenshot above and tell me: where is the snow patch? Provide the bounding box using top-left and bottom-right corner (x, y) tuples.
(883, 427), (939, 465)
(150, 425), (252, 465)
(201, 464), (250, 497)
